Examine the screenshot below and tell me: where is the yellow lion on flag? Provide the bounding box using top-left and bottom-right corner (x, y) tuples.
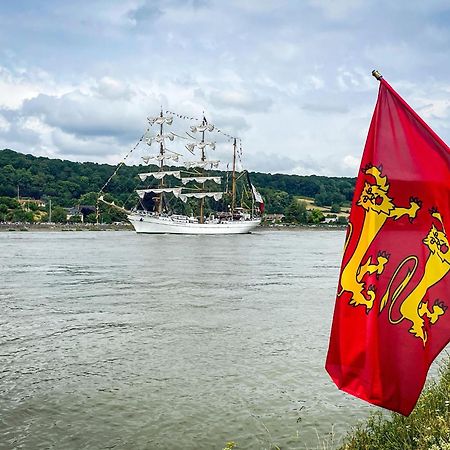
(380, 209), (449, 343)
(339, 164), (421, 311)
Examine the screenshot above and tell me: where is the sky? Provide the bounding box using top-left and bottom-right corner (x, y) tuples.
(1, 0), (450, 176)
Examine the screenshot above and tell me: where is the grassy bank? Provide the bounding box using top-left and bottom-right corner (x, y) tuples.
(339, 356), (450, 450)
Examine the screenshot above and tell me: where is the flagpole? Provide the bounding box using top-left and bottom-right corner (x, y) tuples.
(371, 70), (383, 81)
(371, 70), (450, 151)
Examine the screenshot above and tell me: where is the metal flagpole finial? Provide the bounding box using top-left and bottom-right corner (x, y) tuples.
(372, 70), (383, 81)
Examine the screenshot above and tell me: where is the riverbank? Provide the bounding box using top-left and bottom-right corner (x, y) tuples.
(260, 223), (347, 231)
(0, 222), (347, 232)
(338, 357), (450, 449)
(0, 222), (133, 232)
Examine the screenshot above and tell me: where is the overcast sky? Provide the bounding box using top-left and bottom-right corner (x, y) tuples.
(1, 0), (450, 176)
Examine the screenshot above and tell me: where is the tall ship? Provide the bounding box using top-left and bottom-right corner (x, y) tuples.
(100, 111), (263, 235)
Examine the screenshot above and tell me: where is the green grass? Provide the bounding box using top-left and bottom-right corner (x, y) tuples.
(339, 356), (450, 450)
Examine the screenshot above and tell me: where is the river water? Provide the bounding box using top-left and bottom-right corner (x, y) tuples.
(0, 230), (444, 449)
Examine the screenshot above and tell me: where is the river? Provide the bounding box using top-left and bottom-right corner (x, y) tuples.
(0, 229), (442, 449)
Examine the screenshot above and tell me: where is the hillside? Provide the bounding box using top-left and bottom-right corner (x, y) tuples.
(0, 148), (356, 219)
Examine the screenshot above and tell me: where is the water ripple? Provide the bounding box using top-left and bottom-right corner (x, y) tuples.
(0, 229), (387, 450)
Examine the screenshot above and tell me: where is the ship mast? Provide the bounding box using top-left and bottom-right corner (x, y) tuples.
(158, 110), (164, 214)
(231, 138), (237, 216)
(199, 116), (206, 224)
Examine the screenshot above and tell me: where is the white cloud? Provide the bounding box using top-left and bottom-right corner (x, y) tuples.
(209, 89), (273, 112)
(0, 114), (10, 132)
(0, 66), (71, 109)
(342, 154), (360, 170)
(0, 1), (450, 176)
(94, 76), (134, 100)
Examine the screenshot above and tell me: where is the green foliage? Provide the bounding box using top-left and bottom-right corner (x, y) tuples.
(0, 196), (19, 209)
(51, 206), (67, 223)
(85, 213), (97, 224)
(0, 149), (356, 223)
(330, 203), (341, 213)
(12, 209), (34, 223)
(308, 208), (325, 224)
(79, 191), (99, 206)
(0, 149), (143, 208)
(284, 199), (308, 224)
(68, 214), (82, 224)
(339, 358), (450, 450)
(260, 188), (292, 214)
(250, 172), (354, 214)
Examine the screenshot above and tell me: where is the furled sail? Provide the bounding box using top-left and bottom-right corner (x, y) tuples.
(185, 141), (215, 153)
(142, 154), (180, 164)
(148, 115), (173, 125)
(197, 141), (215, 150)
(184, 160), (220, 169)
(174, 191), (224, 203)
(146, 133), (175, 146)
(139, 171), (181, 181)
(136, 188), (182, 199)
(181, 176), (221, 185)
(185, 143), (196, 154)
(190, 124), (214, 133)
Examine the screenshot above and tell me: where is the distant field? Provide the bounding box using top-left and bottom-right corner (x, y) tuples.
(297, 196), (351, 218)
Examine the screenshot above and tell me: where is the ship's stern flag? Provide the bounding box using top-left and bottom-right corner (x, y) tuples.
(325, 73), (450, 415)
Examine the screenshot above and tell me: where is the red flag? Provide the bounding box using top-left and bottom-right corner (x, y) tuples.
(325, 76), (450, 415)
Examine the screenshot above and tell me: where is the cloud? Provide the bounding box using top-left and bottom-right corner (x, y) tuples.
(127, 3), (163, 26)
(301, 102), (349, 114)
(0, 65), (71, 109)
(308, 0), (365, 20)
(21, 86), (157, 141)
(94, 77), (134, 100)
(1, 1), (450, 176)
(0, 114), (10, 132)
(51, 128), (119, 157)
(209, 89), (273, 112)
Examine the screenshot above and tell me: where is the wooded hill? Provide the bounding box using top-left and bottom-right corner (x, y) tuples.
(0, 148), (356, 215)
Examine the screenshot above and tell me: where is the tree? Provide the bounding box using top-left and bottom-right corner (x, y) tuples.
(86, 212), (97, 223)
(0, 149), (358, 215)
(337, 216), (348, 225)
(51, 206), (67, 223)
(308, 209), (325, 224)
(284, 199), (308, 224)
(0, 197), (19, 209)
(0, 203), (7, 221)
(12, 209), (34, 223)
(78, 191), (98, 206)
(330, 203), (341, 213)
(68, 214), (82, 224)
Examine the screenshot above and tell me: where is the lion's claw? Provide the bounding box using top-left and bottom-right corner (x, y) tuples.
(434, 299), (447, 311)
(377, 250), (390, 259)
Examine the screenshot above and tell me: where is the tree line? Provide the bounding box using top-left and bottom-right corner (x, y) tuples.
(0, 149), (356, 223)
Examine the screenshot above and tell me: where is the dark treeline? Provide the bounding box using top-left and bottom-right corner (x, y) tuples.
(250, 172), (355, 213)
(0, 149), (356, 215)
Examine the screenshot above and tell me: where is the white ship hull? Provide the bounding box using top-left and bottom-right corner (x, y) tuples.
(128, 212), (260, 235)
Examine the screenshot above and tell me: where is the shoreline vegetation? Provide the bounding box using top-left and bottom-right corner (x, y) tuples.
(223, 357), (450, 450)
(337, 356), (450, 450)
(0, 222), (348, 232)
(0, 148), (354, 227)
